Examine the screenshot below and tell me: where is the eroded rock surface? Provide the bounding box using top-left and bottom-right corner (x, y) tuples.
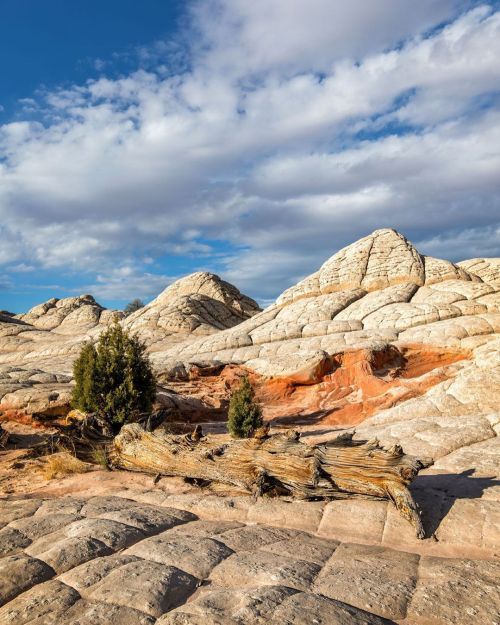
(123, 272), (260, 349)
(0, 491), (498, 624)
(150, 229), (499, 433)
(16, 295), (122, 333)
(1, 229), (498, 429)
(0, 273), (260, 420)
(0, 228), (498, 623)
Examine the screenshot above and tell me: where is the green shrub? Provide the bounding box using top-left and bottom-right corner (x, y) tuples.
(227, 375), (263, 438)
(71, 324), (156, 431)
(124, 298), (145, 316)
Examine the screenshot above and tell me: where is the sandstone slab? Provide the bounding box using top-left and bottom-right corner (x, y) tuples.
(314, 542), (419, 620)
(0, 580), (80, 624)
(57, 600), (155, 625)
(209, 550), (321, 591)
(87, 560), (199, 617)
(0, 554), (55, 605)
(125, 534), (233, 578)
(407, 556), (500, 625)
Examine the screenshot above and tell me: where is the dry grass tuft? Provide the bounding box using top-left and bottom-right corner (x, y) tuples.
(89, 446), (109, 469)
(40, 452), (89, 480)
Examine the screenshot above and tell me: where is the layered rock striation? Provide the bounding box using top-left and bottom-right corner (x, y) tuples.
(122, 272), (261, 351)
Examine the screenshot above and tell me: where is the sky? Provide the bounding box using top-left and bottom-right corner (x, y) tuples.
(0, 0), (499, 313)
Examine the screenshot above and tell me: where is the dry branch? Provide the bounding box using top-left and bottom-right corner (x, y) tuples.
(0, 423), (8, 448)
(109, 424), (428, 538)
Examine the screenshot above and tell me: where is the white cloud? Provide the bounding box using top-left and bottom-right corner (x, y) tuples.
(188, 0), (467, 77)
(416, 225), (500, 260)
(79, 266), (176, 302)
(0, 1), (499, 303)
(8, 263), (35, 273)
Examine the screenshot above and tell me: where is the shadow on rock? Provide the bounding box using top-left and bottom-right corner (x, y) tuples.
(411, 469), (499, 537)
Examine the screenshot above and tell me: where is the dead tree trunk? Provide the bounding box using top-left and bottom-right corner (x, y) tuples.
(0, 423), (8, 448)
(109, 424), (428, 538)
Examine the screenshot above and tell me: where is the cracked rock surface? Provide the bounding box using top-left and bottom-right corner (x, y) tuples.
(0, 491), (498, 625)
(0, 228), (498, 623)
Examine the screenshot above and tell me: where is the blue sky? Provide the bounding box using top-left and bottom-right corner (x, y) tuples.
(0, 0), (499, 313)
(0, 1), (183, 122)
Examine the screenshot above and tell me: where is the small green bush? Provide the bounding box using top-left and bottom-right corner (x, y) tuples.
(71, 324), (156, 431)
(124, 298), (145, 316)
(227, 375), (263, 438)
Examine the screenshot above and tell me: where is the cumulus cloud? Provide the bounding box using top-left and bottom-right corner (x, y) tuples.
(0, 0), (499, 304)
(79, 266), (177, 301)
(188, 0), (468, 77)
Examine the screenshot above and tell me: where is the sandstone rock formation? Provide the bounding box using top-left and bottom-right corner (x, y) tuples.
(0, 275), (260, 420)
(16, 295), (123, 333)
(122, 272), (261, 351)
(458, 257), (500, 287)
(0, 296), (124, 419)
(153, 229), (499, 433)
(0, 489), (498, 624)
(0, 227), (499, 623)
(1, 227), (498, 473)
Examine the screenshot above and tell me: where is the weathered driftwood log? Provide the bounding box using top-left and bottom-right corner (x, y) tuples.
(0, 423), (9, 448)
(109, 424), (428, 538)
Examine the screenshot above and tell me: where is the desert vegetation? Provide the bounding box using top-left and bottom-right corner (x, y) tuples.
(40, 451), (89, 480)
(71, 324), (156, 432)
(124, 298), (145, 315)
(227, 375), (263, 438)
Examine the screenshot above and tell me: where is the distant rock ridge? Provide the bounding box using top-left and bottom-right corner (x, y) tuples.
(0, 272), (261, 418)
(122, 272), (261, 347)
(15, 294), (124, 332)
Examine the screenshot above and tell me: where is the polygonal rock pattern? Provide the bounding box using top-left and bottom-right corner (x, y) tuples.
(314, 543), (420, 619)
(407, 556), (500, 625)
(0, 272), (260, 418)
(123, 272), (261, 345)
(0, 492), (498, 624)
(0, 580), (81, 624)
(143, 228), (499, 432)
(15, 294), (122, 332)
(209, 550), (322, 591)
(458, 257), (500, 287)
(0, 554), (55, 604)
(277, 229), (426, 304)
(159, 586), (393, 625)
(1, 229), (499, 429)
(86, 560), (199, 617)
(125, 533), (234, 578)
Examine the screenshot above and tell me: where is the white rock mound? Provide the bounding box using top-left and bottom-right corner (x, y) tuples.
(153, 228), (499, 425)
(123, 272), (261, 349)
(0, 274), (260, 416)
(16, 294), (123, 333)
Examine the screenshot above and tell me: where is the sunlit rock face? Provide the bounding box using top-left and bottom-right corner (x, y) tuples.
(0, 228), (499, 427)
(0, 231), (499, 624)
(153, 228), (499, 426)
(122, 272), (261, 351)
(457, 257), (500, 287)
(0, 295), (124, 375)
(0, 274), (261, 420)
(1, 488), (498, 625)
(15, 295), (123, 333)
